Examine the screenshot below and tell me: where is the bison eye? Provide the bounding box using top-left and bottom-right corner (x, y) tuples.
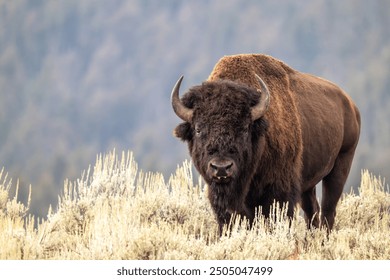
(194, 124), (202, 137)
(242, 124), (251, 137)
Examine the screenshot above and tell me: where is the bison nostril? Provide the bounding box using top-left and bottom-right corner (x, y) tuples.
(225, 162), (233, 171)
(210, 162), (218, 171)
(209, 160), (234, 179)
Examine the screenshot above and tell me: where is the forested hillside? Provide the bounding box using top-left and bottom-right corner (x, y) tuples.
(1, 0), (389, 217)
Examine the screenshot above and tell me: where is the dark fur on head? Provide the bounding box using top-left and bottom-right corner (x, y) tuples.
(174, 80), (269, 142)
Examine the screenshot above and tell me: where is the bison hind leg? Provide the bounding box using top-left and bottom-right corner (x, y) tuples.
(321, 148), (357, 232)
(301, 186), (320, 229)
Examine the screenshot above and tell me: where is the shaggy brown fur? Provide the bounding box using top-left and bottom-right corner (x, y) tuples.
(172, 54), (360, 234)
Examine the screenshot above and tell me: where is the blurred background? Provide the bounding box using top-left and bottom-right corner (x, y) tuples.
(1, 0), (389, 218)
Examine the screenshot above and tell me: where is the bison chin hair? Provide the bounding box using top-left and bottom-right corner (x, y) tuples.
(205, 157), (254, 208)
(206, 171), (255, 231)
(208, 177), (246, 204)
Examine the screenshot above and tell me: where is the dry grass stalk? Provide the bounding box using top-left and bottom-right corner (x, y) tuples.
(0, 152), (389, 259)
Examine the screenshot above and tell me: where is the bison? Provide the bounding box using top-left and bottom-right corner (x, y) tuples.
(171, 54), (360, 234)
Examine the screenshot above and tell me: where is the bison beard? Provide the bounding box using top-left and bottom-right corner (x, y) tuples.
(171, 54), (360, 236)
(203, 120), (279, 234)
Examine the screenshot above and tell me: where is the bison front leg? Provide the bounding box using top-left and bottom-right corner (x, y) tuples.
(301, 186), (320, 229)
(257, 184), (300, 225)
(215, 208), (255, 236)
(214, 208), (232, 236)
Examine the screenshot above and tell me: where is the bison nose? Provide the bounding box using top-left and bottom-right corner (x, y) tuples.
(209, 159), (234, 180)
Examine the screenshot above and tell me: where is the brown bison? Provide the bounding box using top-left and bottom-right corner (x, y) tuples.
(171, 54), (360, 234)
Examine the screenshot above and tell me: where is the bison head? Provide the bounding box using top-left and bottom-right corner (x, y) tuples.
(171, 76), (270, 207)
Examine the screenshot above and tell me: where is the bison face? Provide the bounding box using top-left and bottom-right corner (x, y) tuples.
(190, 113), (248, 186)
(172, 76), (269, 192)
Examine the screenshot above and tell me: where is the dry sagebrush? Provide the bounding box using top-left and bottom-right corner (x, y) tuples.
(0, 151), (389, 259)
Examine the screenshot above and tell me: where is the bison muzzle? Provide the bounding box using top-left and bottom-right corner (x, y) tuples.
(171, 54), (361, 235)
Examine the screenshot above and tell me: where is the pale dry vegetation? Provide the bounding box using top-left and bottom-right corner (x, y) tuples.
(0, 150), (389, 260)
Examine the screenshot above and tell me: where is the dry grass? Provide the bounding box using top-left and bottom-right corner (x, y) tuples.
(0, 150), (389, 259)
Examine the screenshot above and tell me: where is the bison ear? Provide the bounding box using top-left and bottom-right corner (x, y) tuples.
(173, 122), (193, 142)
(252, 118), (269, 141)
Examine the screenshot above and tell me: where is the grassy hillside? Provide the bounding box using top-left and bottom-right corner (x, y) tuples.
(0, 150), (389, 260)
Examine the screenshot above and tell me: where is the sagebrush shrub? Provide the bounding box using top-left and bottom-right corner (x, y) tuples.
(0, 152), (389, 259)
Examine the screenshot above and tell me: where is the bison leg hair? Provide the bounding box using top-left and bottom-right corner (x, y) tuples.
(256, 185), (300, 225)
(301, 186), (320, 229)
(214, 208), (232, 236)
(213, 204), (255, 236)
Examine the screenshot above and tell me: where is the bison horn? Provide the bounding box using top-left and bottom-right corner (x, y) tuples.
(171, 75), (193, 122)
(251, 74), (270, 121)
